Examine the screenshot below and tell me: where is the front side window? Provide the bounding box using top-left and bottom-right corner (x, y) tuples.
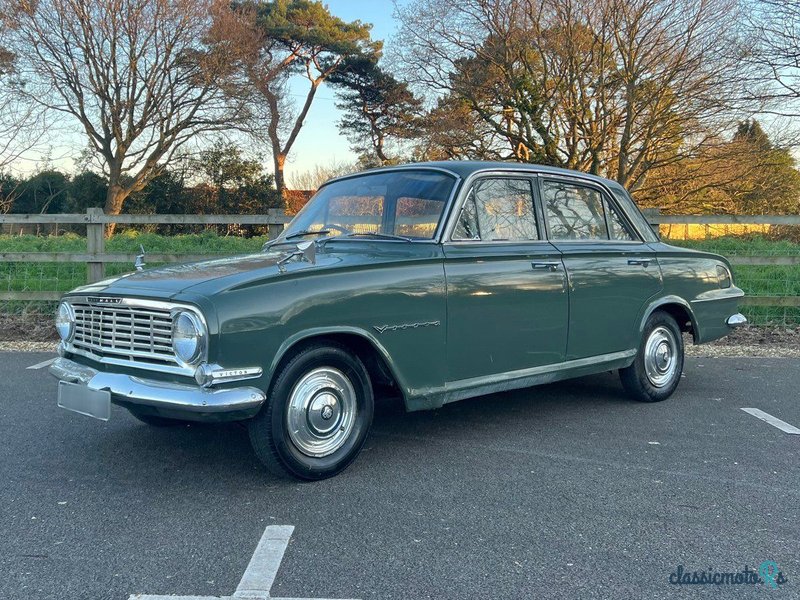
(542, 180), (634, 241)
(282, 170), (456, 240)
(453, 178), (539, 242)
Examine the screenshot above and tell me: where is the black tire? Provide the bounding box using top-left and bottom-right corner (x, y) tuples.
(127, 408), (190, 427)
(248, 342), (374, 480)
(620, 310), (684, 402)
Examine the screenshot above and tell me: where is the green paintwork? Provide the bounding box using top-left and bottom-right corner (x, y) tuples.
(442, 241), (568, 380)
(62, 162), (744, 415)
(555, 241), (663, 359)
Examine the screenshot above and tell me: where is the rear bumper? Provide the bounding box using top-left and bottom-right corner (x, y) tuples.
(50, 357), (265, 422)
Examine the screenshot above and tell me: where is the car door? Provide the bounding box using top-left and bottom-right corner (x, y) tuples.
(538, 176), (663, 360)
(442, 175), (569, 383)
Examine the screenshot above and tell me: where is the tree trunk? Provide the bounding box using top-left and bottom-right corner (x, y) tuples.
(273, 152), (287, 207)
(376, 135), (389, 165)
(103, 183), (128, 237)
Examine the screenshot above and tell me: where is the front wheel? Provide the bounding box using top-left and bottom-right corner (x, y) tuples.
(248, 342), (374, 480)
(620, 311), (684, 402)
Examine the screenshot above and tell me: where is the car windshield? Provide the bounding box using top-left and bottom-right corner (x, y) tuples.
(280, 169), (457, 241)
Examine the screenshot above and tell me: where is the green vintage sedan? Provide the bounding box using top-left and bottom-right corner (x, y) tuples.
(51, 162), (746, 479)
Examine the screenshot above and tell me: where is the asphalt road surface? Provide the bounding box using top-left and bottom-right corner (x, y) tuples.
(1, 352), (798, 600)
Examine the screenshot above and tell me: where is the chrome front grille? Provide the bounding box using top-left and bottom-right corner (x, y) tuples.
(70, 300), (177, 366)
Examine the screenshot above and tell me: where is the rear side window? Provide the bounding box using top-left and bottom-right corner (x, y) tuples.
(542, 180), (634, 241)
(453, 178), (539, 242)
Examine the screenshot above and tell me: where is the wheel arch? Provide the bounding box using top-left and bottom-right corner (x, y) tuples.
(266, 327), (409, 407)
(638, 296), (698, 344)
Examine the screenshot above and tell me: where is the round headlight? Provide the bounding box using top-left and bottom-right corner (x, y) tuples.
(172, 311), (206, 365)
(55, 302), (75, 341)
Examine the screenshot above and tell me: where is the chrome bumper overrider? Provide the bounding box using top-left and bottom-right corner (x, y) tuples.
(50, 357), (265, 419)
(726, 313), (748, 328)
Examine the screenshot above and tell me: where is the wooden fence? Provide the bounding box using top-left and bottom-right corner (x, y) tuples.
(0, 208), (798, 308)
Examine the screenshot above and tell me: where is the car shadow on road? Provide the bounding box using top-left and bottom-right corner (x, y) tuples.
(74, 370), (637, 486)
(374, 369), (633, 425)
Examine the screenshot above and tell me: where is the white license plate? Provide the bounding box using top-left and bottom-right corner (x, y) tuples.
(57, 381), (111, 421)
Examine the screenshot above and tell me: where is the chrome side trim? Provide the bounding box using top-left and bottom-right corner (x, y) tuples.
(438, 349), (637, 405)
(50, 357), (264, 417)
(690, 289), (746, 303)
(726, 313), (748, 328)
(446, 349), (636, 393)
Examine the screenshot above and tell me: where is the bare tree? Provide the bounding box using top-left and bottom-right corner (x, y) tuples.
(646, 120), (800, 214)
(0, 20), (45, 171)
(744, 0), (800, 152)
(3, 0), (251, 229)
(747, 0), (800, 117)
(396, 0), (751, 198)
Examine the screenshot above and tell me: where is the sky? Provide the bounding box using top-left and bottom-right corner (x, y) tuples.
(281, 1), (407, 186)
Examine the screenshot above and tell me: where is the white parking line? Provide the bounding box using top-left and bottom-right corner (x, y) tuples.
(741, 408), (800, 435)
(234, 525), (295, 598)
(129, 525), (359, 600)
(26, 358), (56, 370)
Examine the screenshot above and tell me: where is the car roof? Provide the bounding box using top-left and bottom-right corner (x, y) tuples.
(343, 161), (625, 192)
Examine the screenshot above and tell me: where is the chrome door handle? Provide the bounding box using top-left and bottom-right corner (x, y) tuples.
(628, 259), (651, 267)
(531, 261), (560, 272)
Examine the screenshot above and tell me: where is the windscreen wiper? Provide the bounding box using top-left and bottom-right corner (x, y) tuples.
(284, 229), (331, 240)
(337, 232), (412, 242)
(263, 229), (331, 252)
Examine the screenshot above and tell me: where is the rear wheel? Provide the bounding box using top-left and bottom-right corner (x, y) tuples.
(620, 311), (684, 402)
(248, 342), (374, 480)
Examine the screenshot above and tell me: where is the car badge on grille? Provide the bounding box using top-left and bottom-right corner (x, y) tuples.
(87, 296), (122, 305)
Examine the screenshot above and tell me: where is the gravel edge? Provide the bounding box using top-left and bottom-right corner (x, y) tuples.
(685, 345), (800, 358)
(0, 341), (59, 352)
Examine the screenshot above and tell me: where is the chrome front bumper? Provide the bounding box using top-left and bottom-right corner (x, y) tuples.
(50, 357), (265, 422)
(726, 313), (748, 328)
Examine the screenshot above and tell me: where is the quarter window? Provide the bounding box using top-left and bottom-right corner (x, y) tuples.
(606, 199), (635, 241)
(453, 178), (539, 242)
(542, 180), (634, 241)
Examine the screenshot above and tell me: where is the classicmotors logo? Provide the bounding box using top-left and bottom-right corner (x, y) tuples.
(668, 561), (788, 588)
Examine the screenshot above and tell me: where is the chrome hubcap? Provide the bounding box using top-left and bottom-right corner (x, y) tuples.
(643, 326), (678, 388)
(286, 367), (357, 457)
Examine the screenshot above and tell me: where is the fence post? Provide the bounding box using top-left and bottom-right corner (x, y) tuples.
(86, 207), (105, 283)
(267, 209), (286, 240)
